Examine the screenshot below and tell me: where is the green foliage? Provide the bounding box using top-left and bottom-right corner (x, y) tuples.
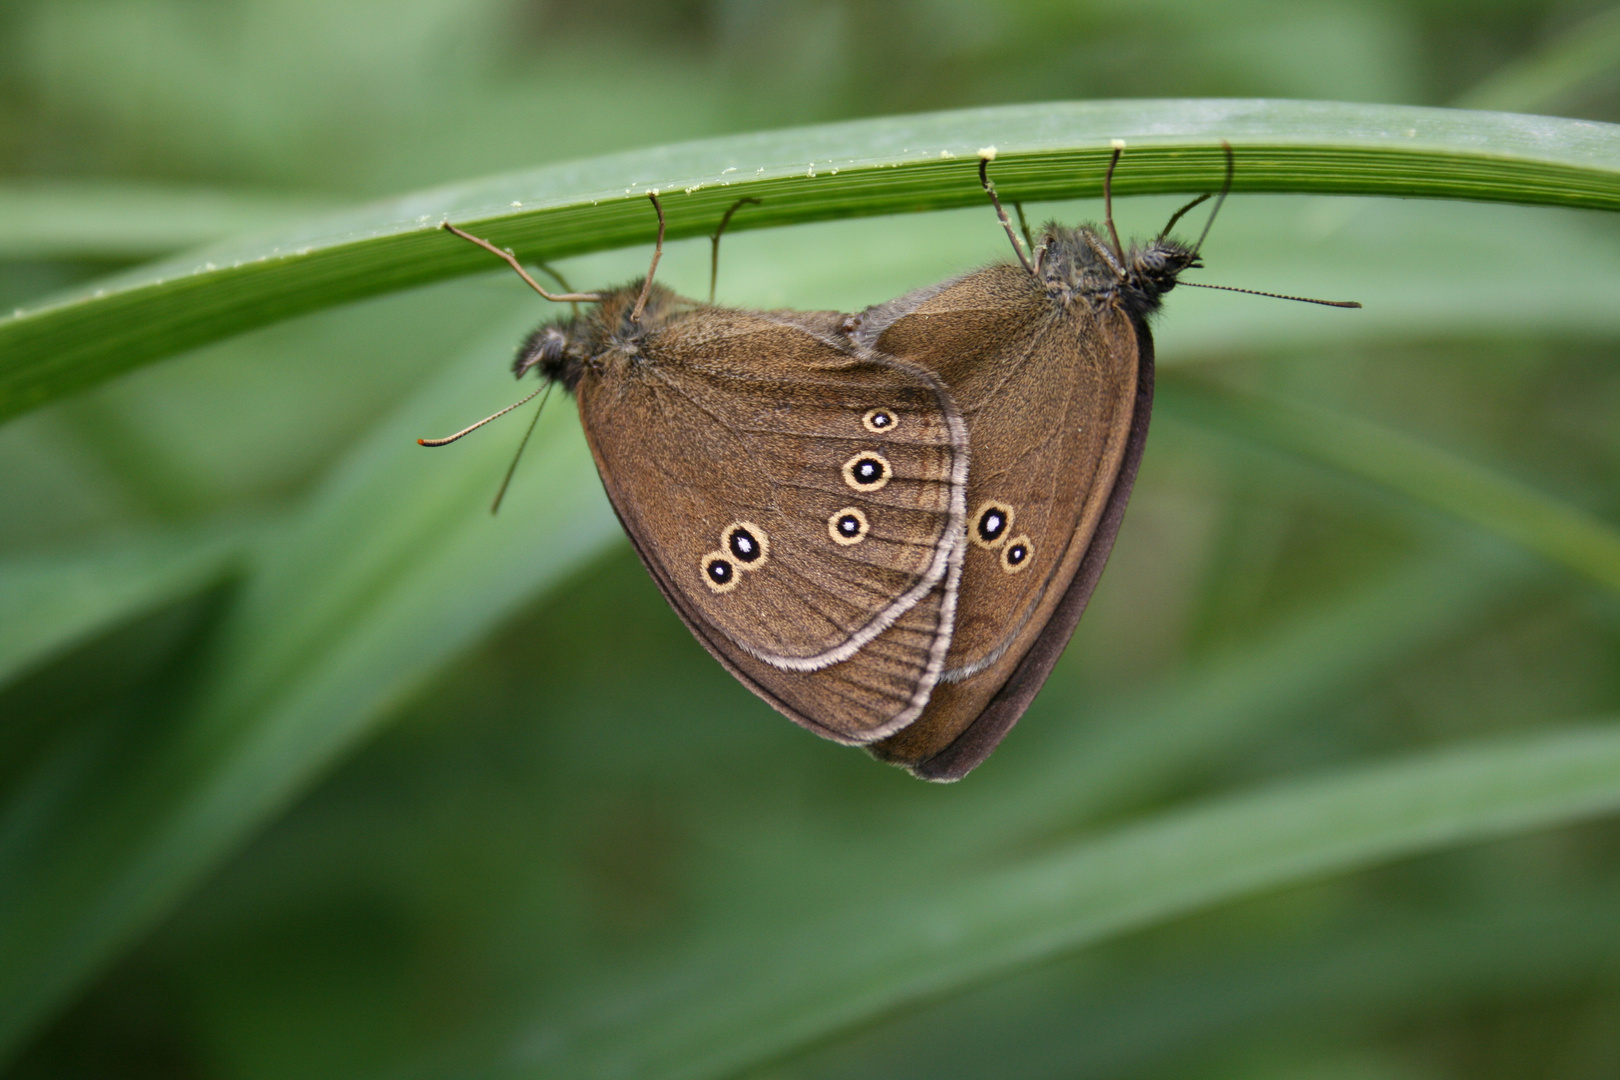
(4, 101), (1620, 426)
(3, 1), (1620, 1078)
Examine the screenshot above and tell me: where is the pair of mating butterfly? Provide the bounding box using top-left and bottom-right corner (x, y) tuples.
(424, 143), (1356, 781)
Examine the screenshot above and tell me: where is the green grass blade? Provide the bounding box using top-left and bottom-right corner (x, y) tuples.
(790, 882), (1620, 1079)
(0, 182), (339, 261)
(1454, 6), (1620, 113)
(945, 541), (1540, 841)
(1161, 380), (1620, 596)
(0, 313), (617, 1062)
(501, 723), (1620, 1080)
(3, 100), (1618, 425)
(0, 524), (251, 689)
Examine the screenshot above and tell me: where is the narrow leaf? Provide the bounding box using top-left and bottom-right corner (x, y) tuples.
(0, 182), (339, 261)
(0, 525), (249, 688)
(502, 724), (1620, 1080)
(1161, 380), (1620, 596)
(1454, 6), (1620, 113)
(3, 100), (1618, 424)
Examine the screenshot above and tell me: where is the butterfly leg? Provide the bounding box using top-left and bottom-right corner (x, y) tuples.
(1102, 143), (1125, 262)
(709, 196), (762, 304)
(440, 222), (605, 303)
(630, 192), (667, 323)
(977, 157), (1036, 276)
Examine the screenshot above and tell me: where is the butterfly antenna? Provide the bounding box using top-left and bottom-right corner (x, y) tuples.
(631, 192), (666, 324)
(1190, 141), (1235, 259)
(416, 382), (550, 447)
(1157, 192), (1212, 240)
(1180, 281), (1361, 308)
(709, 196), (761, 304)
(441, 223), (604, 303)
(489, 382), (553, 515)
(977, 151), (1035, 275)
(1102, 140), (1125, 262)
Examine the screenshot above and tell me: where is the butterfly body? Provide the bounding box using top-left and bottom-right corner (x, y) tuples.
(1037, 226), (1199, 317)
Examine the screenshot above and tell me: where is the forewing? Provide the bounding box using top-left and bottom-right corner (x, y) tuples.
(577, 306), (968, 741)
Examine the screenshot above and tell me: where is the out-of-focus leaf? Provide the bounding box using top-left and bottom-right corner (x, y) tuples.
(490, 723), (1620, 1080)
(0, 307), (618, 1063)
(1454, 6), (1620, 114)
(1161, 380), (1620, 595)
(2, 100), (1617, 424)
(928, 540), (1541, 845)
(785, 881), (1620, 1079)
(0, 524), (250, 689)
(0, 182), (339, 261)
(1147, 196), (1620, 359)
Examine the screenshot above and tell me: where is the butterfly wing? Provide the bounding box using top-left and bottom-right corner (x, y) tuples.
(852, 263), (1152, 778)
(576, 306), (968, 742)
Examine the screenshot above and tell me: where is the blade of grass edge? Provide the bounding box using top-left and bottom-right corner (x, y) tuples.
(0, 181), (341, 261)
(934, 538), (1542, 851)
(1454, 5), (1620, 113)
(2, 100), (1617, 425)
(791, 879), (1620, 1079)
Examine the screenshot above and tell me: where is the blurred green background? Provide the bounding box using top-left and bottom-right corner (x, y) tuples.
(3, 0), (1620, 1078)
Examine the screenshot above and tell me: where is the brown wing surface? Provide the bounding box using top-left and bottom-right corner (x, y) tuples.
(852, 264), (1148, 777)
(578, 305), (969, 741)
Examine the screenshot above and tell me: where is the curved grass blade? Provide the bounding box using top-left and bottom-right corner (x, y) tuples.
(3, 100), (1618, 425)
(1160, 379), (1620, 596)
(493, 723), (1620, 1080)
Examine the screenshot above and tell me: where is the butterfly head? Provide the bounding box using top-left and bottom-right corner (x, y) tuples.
(513, 282), (691, 391)
(1119, 236), (1201, 318)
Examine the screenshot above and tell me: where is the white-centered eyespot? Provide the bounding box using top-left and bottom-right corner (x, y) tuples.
(828, 507), (870, 546)
(722, 521), (770, 570)
(842, 451), (891, 492)
(702, 551), (738, 593)
(862, 408), (898, 434)
(1000, 535), (1033, 574)
(970, 500), (1015, 549)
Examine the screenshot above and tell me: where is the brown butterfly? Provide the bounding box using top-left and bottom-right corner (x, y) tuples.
(848, 143), (1358, 778)
(849, 150), (1198, 778)
(427, 199), (970, 745)
(426, 146), (1355, 779)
